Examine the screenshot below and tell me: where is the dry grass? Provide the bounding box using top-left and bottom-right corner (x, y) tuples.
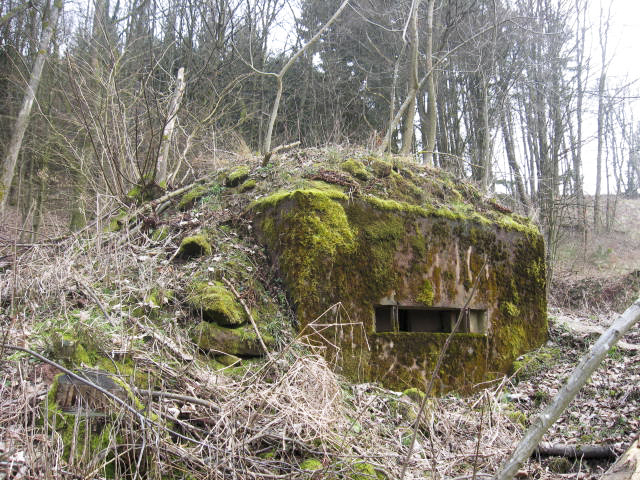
(0, 221), (533, 480)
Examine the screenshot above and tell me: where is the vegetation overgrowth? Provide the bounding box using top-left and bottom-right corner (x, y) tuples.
(1, 147), (639, 479)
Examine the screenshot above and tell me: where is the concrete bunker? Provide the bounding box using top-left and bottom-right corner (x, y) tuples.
(251, 171), (547, 394)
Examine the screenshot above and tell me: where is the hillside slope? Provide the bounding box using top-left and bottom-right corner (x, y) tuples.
(0, 148), (638, 479)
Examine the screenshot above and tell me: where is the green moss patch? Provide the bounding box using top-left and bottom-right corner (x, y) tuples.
(340, 159), (370, 181)
(178, 185), (208, 210)
(416, 279), (434, 306)
(299, 458), (323, 471)
(192, 321), (274, 356)
(238, 179), (257, 192)
(187, 281), (245, 326)
(369, 158), (392, 178)
(178, 234), (212, 258)
(225, 166), (250, 187)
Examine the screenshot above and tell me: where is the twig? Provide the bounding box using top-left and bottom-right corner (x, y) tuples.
(135, 388), (220, 412)
(222, 277), (274, 362)
(75, 275), (114, 326)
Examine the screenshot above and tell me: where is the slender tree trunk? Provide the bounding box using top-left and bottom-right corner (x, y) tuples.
(574, 0), (588, 251)
(422, 0), (436, 166)
(0, 0), (61, 211)
(400, 0), (420, 154)
(594, 2), (611, 232)
(262, 0), (350, 155)
(594, 70), (606, 232)
(501, 107), (527, 206)
(478, 75), (491, 190)
(157, 67), (186, 186)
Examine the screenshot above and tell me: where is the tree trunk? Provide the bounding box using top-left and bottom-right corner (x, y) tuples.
(422, 0), (436, 166)
(157, 67), (186, 186)
(594, 70), (606, 232)
(594, 3), (611, 232)
(0, 0), (61, 211)
(501, 107), (528, 206)
(399, 0), (420, 154)
(494, 298), (640, 480)
(573, 0), (588, 251)
(262, 0), (350, 155)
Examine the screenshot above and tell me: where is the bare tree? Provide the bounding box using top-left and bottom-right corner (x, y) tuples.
(0, 0), (61, 211)
(157, 67), (186, 186)
(399, 0), (421, 154)
(594, 1), (612, 232)
(261, 0), (350, 156)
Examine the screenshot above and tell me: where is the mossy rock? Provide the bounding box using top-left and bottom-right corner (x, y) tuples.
(178, 234), (212, 258)
(187, 281), (245, 326)
(192, 321), (274, 356)
(44, 372), (150, 477)
(225, 166), (250, 187)
(369, 158), (392, 178)
(178, 185), (207, 210)
(239, 179), (257, 192)
(340, 159), (370, 181)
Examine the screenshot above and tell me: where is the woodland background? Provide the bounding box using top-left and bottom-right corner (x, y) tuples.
(1, 0), (640, 279)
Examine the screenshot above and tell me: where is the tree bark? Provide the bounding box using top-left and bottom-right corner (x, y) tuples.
(422, 0), (437, 166)
(399, 0), (420, 154)
(501, 107), (528, 206)
(157, 67), (186, 185)
(0, 0), (61, 211)
(601, 439), (640, 480)
(494, 298), (640, 480)
(534, 442), (616, 460)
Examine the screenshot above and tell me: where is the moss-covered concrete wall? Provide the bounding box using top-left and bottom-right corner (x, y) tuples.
(251, 187), (547, 394)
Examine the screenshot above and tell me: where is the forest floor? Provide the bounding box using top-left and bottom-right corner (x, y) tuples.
(510, 196), (640, 478)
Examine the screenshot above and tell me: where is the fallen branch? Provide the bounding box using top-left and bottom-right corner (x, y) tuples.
(494, 297), (640, 480)
(534, 442), (617, 460)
